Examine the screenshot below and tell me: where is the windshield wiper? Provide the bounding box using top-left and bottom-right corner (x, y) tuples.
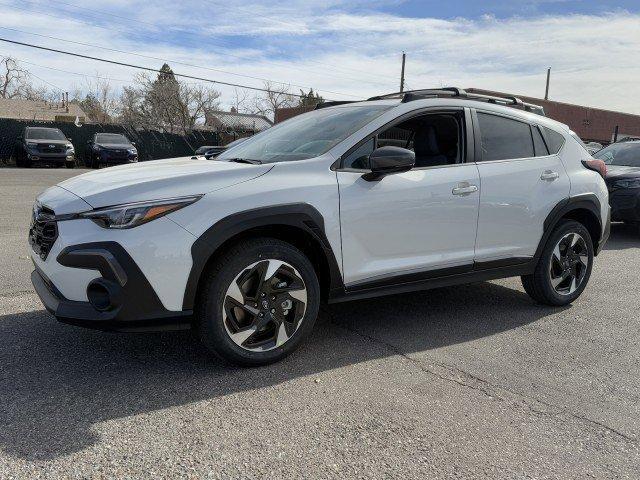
(226, 158), (262, 165)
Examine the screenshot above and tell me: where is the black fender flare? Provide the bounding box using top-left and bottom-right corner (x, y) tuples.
(182, 203), (343, 310)
(534, 194), (604, 261)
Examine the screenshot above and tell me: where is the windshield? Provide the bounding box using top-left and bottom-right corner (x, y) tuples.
(595, 142), (640, 167)
(25, 128), (66, 141)
(216, 104), (392, 163)
(96, 133), (130, 144)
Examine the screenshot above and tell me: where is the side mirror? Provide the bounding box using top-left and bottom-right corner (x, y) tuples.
(362, 146), (415, 181)
(67, 138), (73, 142)
(131, 142), (136, 146)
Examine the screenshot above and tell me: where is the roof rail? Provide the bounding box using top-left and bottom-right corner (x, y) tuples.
(367, 87), (545, 116)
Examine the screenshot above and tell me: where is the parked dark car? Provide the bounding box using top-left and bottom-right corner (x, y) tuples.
(14, 127), (75, 168)
(86, 133), (138, 168)
(194, 138), (248, 159)
(596, 141), (640, 227)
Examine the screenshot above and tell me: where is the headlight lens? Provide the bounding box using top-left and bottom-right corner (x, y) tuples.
(614, 178), (640, 189)
(65, 143), (74, 150)
(80, 196), (201, 229)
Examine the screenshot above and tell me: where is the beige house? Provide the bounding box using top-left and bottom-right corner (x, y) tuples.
(0, 98), (87, 123)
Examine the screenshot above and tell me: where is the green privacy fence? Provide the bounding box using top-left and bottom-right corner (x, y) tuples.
(0, 118), (220, 165)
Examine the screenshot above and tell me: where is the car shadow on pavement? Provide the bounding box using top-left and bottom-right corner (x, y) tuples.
(603, 223), (640, 251)
(0, 281), (562, 461)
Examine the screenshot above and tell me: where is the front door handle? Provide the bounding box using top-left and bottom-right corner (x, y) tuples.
(452, 182), (478, 196)
(540, 170), (559, 181)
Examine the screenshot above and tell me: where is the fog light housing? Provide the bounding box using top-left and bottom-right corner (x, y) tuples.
(86, 279), (120, 312)
(66, 155), (74, 160)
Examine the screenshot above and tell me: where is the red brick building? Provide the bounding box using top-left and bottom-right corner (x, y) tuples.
(275, 90), (640, 145)
(468, 89), (640, 144)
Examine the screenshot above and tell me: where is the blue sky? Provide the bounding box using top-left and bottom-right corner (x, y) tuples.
(1, 0), (640, 113)
(378, 0), (640, 18)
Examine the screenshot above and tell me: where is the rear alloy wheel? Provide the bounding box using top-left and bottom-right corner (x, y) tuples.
(548, 232), (589, 296)
(197, 238), (320, 366)
(522, 220), (594, 306)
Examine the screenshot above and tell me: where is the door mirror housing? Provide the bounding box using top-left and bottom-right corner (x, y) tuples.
(362, 146), (415, 181)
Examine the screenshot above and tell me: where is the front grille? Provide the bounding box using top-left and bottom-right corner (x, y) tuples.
(37, 143), (64, 153)
(29, 204), (58, 260)
(107, 149), (128, 158)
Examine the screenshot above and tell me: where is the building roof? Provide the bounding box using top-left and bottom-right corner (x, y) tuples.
(205, 109), (273, 133)
(466, 88), (640, 144)
(0, 98), (87, 122)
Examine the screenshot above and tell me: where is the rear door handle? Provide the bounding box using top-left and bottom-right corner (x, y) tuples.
(452, 182), (478, 196)
(540, 170), (559, 181)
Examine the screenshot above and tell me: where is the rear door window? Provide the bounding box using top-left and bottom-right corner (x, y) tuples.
(476, 113), (534, 161)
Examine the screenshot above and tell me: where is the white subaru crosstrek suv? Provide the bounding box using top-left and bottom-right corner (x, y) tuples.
(29, 88), (610, 366)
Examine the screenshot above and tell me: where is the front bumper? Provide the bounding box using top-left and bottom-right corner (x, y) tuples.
(95, 150), (138, 164)
(28, 152), (74, 163)
(609, 188), (640, 223)
(31, 242), (192, 332)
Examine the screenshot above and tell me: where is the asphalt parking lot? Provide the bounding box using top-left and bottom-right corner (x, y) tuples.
(1, 168), (639, 478)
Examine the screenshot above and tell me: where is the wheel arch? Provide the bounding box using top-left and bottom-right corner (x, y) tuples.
(182, 204), (343, 310)
(536, 194), (603, 260)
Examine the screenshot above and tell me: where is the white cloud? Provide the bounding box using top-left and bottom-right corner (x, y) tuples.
(1, 2), (639, 113)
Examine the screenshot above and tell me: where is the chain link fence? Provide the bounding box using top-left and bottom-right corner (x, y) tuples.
(0, 118), (220, 166)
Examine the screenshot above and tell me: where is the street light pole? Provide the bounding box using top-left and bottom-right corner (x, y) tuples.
(400, 52), (406, 93)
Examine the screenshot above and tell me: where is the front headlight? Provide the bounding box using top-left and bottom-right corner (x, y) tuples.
(80, 196), (201, 229)
(614, 178), (640, 189)
(66, 143), (74, 151)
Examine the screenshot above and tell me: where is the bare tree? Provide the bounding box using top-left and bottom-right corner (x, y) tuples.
(230, 87), (256, 114)
(76, 76), (120, 123)
(0, 56), (49, 100)
(252, 81), (296, 120)
(118, 65), (221, 134)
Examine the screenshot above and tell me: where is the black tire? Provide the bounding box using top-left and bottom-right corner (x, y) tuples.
(196, 237), (320, 366)
(522, 220), (594, 306)
(65, 160), (75, 169)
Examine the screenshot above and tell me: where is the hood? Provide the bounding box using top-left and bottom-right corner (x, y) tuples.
(96, 143), (134, 149)
(28, 139), (68, 145)
(605, 164), (640, 179)
(58, 156), (273, 208)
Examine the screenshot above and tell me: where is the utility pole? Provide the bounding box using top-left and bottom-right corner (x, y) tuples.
(544, 67), (551, 100)
(400, 52), (406, 93)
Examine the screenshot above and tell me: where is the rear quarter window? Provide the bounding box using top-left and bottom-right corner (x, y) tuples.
(541, 126), (566, 154)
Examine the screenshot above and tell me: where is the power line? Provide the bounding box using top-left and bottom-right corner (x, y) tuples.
(3, 0), (395, 89)
(0, 26), (361, 99)
(0, 36), (357, 100)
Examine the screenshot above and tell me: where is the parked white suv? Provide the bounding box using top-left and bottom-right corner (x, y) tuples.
(30, 89), (610, 366)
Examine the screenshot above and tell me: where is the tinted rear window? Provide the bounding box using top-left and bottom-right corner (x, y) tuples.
(477, 113), (534, 161)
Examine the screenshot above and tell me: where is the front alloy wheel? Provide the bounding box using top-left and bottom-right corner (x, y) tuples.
(223, 259), (307, 352)
(196, 238), (320, 366)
